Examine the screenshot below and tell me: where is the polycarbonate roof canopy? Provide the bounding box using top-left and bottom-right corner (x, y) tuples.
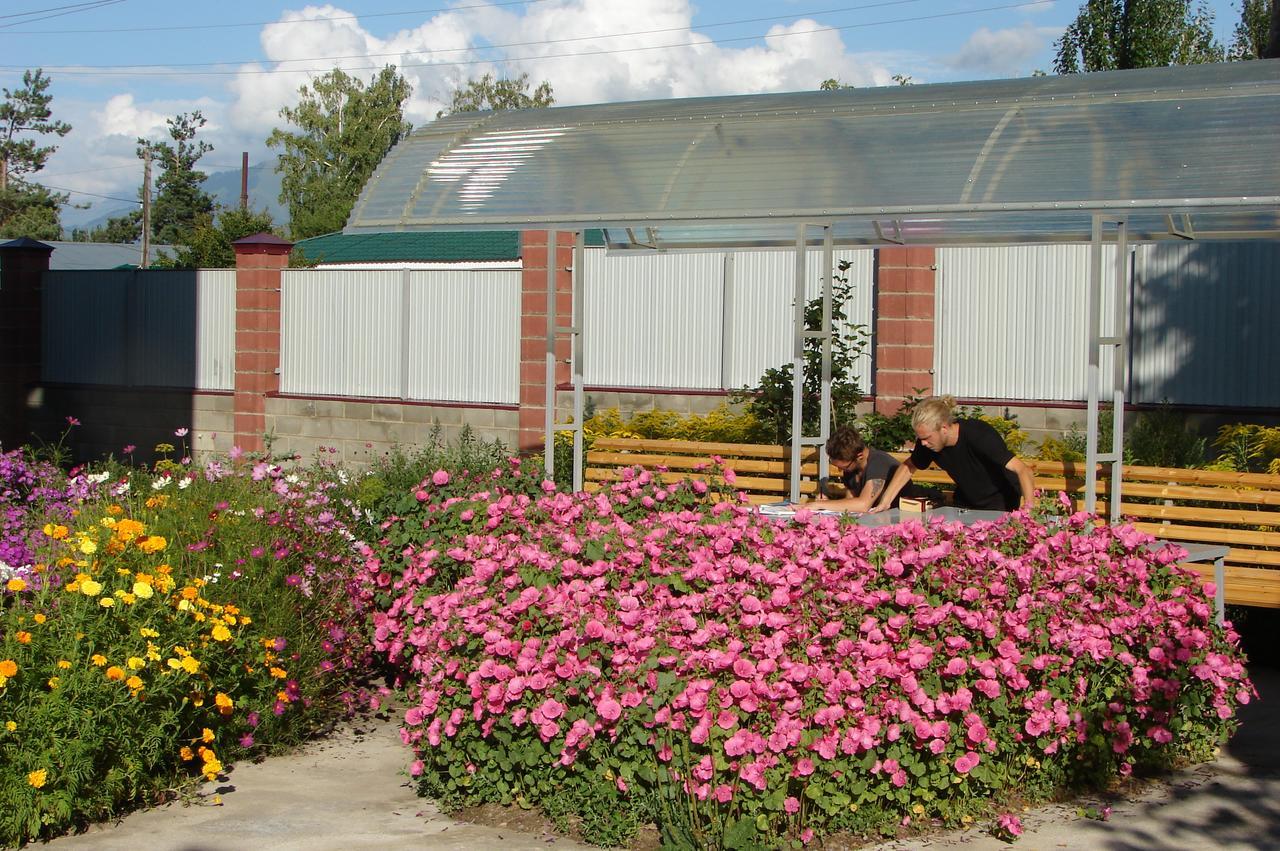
(346, 60), (1280, 249)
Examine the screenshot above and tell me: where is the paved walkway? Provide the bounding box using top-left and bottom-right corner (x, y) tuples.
(46, 668), (1280, 850)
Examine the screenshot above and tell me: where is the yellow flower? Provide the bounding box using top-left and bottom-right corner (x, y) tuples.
(269, 667), (288, 679)
(0, 675), (9, 688)
(78, 537), (98, 555)
(47, 677), (60, 689)
(113, 518), (145, 542)
(140, 627), (159, 638)
(201, 728), (215, 743)
(100, 516), (117, 528)
(4, 720), (15, 732)
(0, 659), (16, 677)
(202, 759), (222, 781)
(180, 746), (194, 761)
(33, 613), (46, 624)
(133, 581), (154, 599)
(91, 654), (107, 666)
(5, 578), (26, 592)
(125, 675), (143, 690)
(180, 656), (200, 675)
(215, 692), (233, 710)
(80, 579), (103, 596)
(42, 523), (69, 540)
(211, 623), (231, 642)
(27, 769), (47, 789)
(57, 659), (71, 669)
(105, 666), (125, 681)
(138, 536), (167, 554)
(127, 656), (146, 670)
(224, 615), (237, 626)
(146, 643), (161, 662)
(99, 597), (115, 608)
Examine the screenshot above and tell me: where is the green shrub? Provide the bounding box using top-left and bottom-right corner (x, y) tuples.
(1209, 423), (1280, 474)
(1125, 405), (1206, 469)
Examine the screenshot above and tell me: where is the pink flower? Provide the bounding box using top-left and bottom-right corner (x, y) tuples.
(175, 427), (189, 437)
(996, 812), (1023, 837)
(432, 470), (450, 487)
(597, 696), (622, 722)
(954, 751), (981, 774)
(784, 796), (800, 814)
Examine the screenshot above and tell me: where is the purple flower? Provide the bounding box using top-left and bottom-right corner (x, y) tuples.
(247, 711), (261, 727)
(239, 733), (255, 748)
(272, 637), (288, 652)
(123, 444), (136, 454)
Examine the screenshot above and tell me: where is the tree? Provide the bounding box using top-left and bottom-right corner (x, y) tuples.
(1228, 0), (1273, 58)
(0, 69), (71, 240)
(71, 209), (142, 243)
(819, 78), (854, 90)
(1054, 0), (1224, 73)
(155, 207), (276, 269)
(138, 112), (214, 246)
(268, 66), (412, 240)
(440, 72), (554, 116)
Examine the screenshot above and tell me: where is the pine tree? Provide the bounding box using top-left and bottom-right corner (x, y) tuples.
(0, 69), (71, 239)
(137, 112), (214, 247)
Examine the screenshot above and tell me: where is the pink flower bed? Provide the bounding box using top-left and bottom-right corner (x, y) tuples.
(368, 469), (1252, 847)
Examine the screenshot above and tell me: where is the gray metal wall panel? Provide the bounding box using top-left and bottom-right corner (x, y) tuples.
(406, 270), (520, 404)
(582, 250), (724, 389)
(280, 269), (402, 398)
(134, 271), (200, 388)
(724, 249), (873, 392)
(195, 270), (236, 391)
(42, 271), (130, 385)
(1132, 242), (1280, 407)
(935, 245), (1121, 401)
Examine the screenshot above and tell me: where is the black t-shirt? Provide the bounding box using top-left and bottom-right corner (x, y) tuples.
(910, 419), (1020, 510)
(841, 448), (901, 503)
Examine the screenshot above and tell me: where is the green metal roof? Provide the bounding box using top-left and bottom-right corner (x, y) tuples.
(295, 230), (520, 263)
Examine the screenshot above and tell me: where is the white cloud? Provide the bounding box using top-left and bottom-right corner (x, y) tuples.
(947, 24), (1060, 76)
(44, 0), (910, 225)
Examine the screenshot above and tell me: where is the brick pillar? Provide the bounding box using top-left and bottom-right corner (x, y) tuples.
(0, 238), (53, 450)
(232, 233), (292, 453)
(517, 230), (574, 452)
(874, 247), (936, 414)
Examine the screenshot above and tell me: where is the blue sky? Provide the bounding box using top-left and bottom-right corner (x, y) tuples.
(0, 0), (1248, 227)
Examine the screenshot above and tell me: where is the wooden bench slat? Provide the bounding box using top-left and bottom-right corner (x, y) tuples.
(1130, 522), (1280, 549)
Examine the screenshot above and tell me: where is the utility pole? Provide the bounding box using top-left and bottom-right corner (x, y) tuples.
(141, 148), (152, 268)
(240, 151), (249, 211)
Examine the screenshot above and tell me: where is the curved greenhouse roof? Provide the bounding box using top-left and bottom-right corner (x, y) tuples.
(347, 60), (1280, 249)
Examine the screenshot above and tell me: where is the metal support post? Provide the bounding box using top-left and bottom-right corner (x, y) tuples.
(818, 226), (834, 493)
(571, 231), (586, 492)
(1085, 215), (1102, 513)
(1109, 220), (1128, 523)
(790, 224), (807, 503)
(544, 230), (558, 479)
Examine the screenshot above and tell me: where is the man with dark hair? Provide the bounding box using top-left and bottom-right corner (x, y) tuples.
(813, 425), (905, 513)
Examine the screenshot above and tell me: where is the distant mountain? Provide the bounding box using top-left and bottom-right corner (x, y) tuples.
(61, 161), (287, 236)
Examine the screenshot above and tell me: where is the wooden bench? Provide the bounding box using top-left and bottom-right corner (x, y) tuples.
(585, 437), (1280, 608)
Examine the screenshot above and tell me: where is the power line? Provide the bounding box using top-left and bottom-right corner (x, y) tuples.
(2, 0), (930, 71)
(0, 0), (552, 35)
(0, 0), (116, 20)
(0, 0), (123, 31)
(0, 0), (1055, 77)
(37, 182), (141, 204)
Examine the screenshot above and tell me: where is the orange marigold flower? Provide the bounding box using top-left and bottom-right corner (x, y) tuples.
(269, 666), (287, 679)
(211, 623), (231, 642)
(113, 518), (145, 542)
(180, 746), (194, 761)
(106, 504), (124, 516)
(16, 631), (32, 644)
(126, 675), (143, 690)
(215, 692), (233, 709)
(105, 666), (125, 681)
(181, 586), (199, 600)
(0, 659), (17, 677)
(138, 535), (167, 554)
(33, 613), (46, 624)
(91, 654), (107, 666)
(201, 727), (215, 743)
(5, 578), (26, 592)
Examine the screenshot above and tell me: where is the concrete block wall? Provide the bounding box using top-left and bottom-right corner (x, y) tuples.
(263, 397), (518, 468)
